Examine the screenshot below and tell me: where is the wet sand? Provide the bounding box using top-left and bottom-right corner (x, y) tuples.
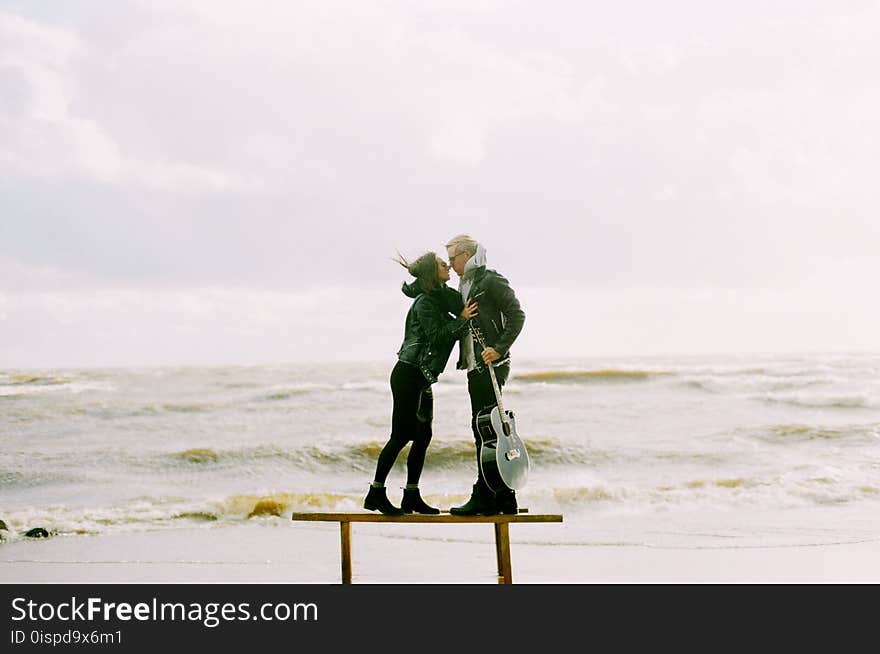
(3, 520), (880, 584)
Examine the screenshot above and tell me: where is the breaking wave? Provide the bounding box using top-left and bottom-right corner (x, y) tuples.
(0, 373), (73, 387)
(164, 436), (600, 473)
(0, 491), (368, 538)
(514, 369), (671, 384)
(749, 423), (880, 444)
(759, 395), (874, 410)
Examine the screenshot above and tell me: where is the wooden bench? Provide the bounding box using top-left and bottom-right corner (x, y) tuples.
(290, 511), (563, 584)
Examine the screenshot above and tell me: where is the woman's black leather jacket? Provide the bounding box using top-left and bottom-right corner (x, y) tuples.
(396, 282), (468, 383)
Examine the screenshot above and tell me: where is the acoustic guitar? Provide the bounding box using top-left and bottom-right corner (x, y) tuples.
(470, 322), (530, 491)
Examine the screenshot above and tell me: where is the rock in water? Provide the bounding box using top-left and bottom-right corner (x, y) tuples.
(24, 527), (50, 539)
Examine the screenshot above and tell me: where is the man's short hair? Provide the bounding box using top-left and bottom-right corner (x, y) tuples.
(445, 234), (478, 256)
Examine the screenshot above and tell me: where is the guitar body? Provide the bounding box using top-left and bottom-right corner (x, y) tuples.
(476, 406), (530, 491)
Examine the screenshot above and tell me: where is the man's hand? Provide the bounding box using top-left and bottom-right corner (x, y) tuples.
(481, 347), (501, 365)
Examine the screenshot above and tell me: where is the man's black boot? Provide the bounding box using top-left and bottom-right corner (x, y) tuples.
(363, 484), (405, 516)
(400, 487), (440, 515)
(495, 488), (518, 515)
(449, 482), (497, 516)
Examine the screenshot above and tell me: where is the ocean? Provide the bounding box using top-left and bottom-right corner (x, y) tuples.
(3, 352), (880, 553)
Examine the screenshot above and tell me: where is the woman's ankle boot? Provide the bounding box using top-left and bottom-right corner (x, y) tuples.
(401, 487), (440, 515)
(363, 485), (404, 516)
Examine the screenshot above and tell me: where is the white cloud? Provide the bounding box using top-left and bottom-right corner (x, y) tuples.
(2, 2), (879, 365)
(0, 255), (80, 291)
(108, 3), (588, 168)
(0, 285), (405, 368)
(517, 278), (880, 359)
(0, 9), (258, 191)
(0, 10), (83, 73)
(415, 27), (584, 164)
(4, 270), (878, 369)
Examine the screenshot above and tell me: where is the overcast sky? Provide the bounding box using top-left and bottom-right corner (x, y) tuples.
(2, 1), (878, 368)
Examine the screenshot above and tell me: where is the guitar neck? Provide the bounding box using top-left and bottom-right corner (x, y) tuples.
(470, 320), (507, 423)
(486, 363), (505, 417)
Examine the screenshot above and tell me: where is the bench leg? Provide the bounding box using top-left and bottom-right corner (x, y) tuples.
(494, 522), (512, 584)
(340, 521), (352, 584)
(494, 523), (502, 579)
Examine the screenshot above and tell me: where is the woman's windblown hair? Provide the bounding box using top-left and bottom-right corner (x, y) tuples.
(395, 251), (440, 293)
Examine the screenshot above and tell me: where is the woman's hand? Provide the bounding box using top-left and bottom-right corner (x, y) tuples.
(460, 299), (479, 320)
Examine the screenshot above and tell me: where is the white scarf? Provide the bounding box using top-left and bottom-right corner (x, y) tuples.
(458, 243), (487, 372)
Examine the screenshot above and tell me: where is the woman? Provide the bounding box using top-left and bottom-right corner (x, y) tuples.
(363, 251), (479, 515)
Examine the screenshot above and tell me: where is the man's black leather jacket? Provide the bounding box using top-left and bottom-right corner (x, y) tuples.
(457, 267), (525, 373)
(397, 282), (469, 383)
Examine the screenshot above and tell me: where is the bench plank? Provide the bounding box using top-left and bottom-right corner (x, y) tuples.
(291, 512), (562, 523)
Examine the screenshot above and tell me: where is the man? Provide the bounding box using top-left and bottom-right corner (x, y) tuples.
(445, 234), (525, 515)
